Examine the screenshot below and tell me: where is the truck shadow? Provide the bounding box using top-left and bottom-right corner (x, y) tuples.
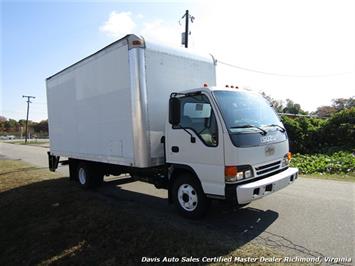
(0, 176), (279, 265)
(102, 177), (279, 240)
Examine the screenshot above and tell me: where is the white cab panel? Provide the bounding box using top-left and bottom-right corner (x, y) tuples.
(165, 92), (225, 196)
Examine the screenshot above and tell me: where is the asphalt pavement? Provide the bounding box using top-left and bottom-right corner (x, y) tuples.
(1, 142), (354, 264)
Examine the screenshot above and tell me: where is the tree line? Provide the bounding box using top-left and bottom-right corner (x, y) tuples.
(282, 108), (354, 154)
(261, 95), (354, 154)
(1, 95), (354, 151)
(0, 116), (48, 138)
(262, 93), (354, 117)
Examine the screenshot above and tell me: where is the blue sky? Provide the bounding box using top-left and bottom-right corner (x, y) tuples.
(1, 1), (194, 121)
(1, 0), (354, 121)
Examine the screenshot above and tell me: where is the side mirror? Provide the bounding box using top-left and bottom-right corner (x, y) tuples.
(169, 97), (181, 126)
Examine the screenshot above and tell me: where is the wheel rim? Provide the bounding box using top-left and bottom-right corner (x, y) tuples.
(78, 168), (87, 185)
(177, 183), (198, 211)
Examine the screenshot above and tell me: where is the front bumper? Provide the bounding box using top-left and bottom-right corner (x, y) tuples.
(227, 167), (298, 204)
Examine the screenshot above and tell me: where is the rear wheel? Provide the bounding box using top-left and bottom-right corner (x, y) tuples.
(68, 159), (77, 181)
(172, 173), (210, 219)
(77, 162), (103, 189)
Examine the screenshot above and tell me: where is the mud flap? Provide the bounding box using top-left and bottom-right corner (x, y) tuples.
(47, 152), (60, 172)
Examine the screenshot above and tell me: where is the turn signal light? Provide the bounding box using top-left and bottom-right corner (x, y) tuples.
(282, 152), (292, 167)
(225, 166), (237, 177)
(287, 152), (292, 161)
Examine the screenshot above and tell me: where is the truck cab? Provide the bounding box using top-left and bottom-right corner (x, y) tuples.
(166, 86), (298, 218)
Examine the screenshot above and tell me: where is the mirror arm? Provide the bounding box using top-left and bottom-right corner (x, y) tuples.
(177, 126), (196, 143)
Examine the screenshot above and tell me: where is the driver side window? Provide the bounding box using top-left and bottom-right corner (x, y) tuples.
(179, 95), (218, 147)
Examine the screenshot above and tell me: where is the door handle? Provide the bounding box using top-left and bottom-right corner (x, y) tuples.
(171, 146), (179, 153)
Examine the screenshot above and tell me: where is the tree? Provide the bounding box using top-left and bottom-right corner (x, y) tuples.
(314, 105), (337, 118)
(281, 116), (325, 153)
(0, 116), (6, 132)
(33, 120), (48, 133)
(4, 119), (18, 132)
(18, 119), (27, 127)
(313, 96), (354, 118)
(283, 99), (307, 115)
(318, 107), (355, 150)
(332, 97), (355, 111)
(261, 92), (284, 113)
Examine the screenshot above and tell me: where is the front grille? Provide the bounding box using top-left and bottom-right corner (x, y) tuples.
(255, 160), (281, 176)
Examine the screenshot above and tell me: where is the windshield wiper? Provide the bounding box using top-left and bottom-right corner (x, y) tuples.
(265, 124), (286, 132)
(230, 124), (267, 135)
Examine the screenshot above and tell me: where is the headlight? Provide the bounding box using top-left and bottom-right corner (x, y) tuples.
(236, 172), (244, 180)
(244, 170), (252, 178)
(225, 165), (253, 183)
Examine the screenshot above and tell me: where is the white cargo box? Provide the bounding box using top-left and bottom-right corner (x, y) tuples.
(47, 34), (216, 168)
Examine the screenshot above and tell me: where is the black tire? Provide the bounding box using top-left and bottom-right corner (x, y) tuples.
(172, 173), (210, 219)
(77, 162), (104, 189)
(95, 174), (104, 186)
(68, 159), (78, 181)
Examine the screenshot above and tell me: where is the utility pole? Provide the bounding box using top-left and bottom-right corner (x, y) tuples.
(22, 95), (35, 144)
(181, 10), (195, 48)
(184, 10), (189, 48)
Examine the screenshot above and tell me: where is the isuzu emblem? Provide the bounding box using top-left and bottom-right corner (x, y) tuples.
(265, 145), (275, 156)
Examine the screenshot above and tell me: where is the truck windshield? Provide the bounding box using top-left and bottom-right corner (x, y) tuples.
(213, 90), (282, 132)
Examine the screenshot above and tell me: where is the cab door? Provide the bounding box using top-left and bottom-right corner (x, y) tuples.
(166, 93), (225, 196)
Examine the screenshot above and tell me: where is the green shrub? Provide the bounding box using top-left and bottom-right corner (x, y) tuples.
(281, 107), (355, 153)
(318, 107), (355, 150)
(281, 116), (325, 153)
(290, 152), (355, 175)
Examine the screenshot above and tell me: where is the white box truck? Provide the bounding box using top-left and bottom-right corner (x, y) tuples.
(47, 34), (298, 218)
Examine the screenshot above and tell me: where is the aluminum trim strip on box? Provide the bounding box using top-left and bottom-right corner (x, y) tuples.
(129, 48), (151, 167)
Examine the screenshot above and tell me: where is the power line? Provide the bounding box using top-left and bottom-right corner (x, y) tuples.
(22, 95), (35, 144)
(217, 60), (353, 78)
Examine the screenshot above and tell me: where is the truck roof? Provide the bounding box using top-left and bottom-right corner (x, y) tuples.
(180, 86), (254, 94)
(46, 34), (215, 81)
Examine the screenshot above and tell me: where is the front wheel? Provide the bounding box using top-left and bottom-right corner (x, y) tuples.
(172, 173), (210, 219)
